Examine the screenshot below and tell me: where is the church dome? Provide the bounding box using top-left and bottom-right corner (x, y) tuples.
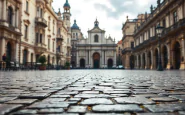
(63, 0), (70, 8)
(71, 20), (79, 29)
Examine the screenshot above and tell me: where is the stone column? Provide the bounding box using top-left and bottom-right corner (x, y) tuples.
(114, 50), (116, 67)
(76, 50), (79, 67)
(180, 39), (185, 70)
(151, 50), (154, 69)
(2, 0), (6, 20)
(145, 52), (149, 69)
(141, 54), (143, 69)
(136, 55), (139, 69)
(15, 42), (19, 62)
(0, 1), (2, 20)
(0, 39), (5, 61)
(105, 51), (107, 67)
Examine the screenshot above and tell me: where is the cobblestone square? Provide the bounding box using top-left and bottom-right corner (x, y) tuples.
(0, 70), (185, 115)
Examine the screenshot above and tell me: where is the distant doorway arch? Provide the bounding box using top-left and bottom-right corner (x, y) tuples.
(173, 42), (181, 69)
(80, 59), (85, 68)
(6, 42), (12, 61)
(155, 48), (159, 69)
(93, 53), (100, 69)
(130, 55), (135, 69)
(162, 45), (168, 69)
(107, 58), (113, 68)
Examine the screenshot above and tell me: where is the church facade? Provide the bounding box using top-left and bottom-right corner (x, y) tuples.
(76, 19), (117, 68)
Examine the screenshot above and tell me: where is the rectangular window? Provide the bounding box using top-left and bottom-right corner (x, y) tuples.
(131, 42), (134, 49)
(40, 34), (42, 43)
(163, 19), (166, 28)
(53, 41), (54, 51)
(40, 9), (43, 18)
(173, 11), (177, 24)
(25, 25), (28, 39)
(48, 39), (50, 49)
(36, 33), (39, 43)
(26, 1), (29, 12)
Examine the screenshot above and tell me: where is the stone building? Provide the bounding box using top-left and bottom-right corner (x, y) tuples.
(0, 0), (22, 63)
(76, 19), (117, 68)
(121, 15), (144, 69)
(133, 0), (185, 70)
(71, 20), (83, 68)
(116, 40), (122, 66)
(0, 0), (72, 67)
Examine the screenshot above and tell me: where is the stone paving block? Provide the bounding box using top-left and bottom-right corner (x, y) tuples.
(6, 99), (37, 105)
(103, 90), (131, 94)
(179, 111), (185, 115)
(81, 98), (113, 105)
(68, 98), (81, 101)
(151, 97), (178, 102)
(50, 95), (71, 98)
(0, 104), (22, 115)
(19, 93), (50, 99)
(92, 104), (143, 112)
(144, 103), (185, 112)
(12, 109), (37, 115)
(115, 97), (155, 104)
(38, 108), (64, 114)
(27, 102), (69, 109)
(68, 106), (87, 113)
(42, 98), (66, 102)
(136, 113), (176, 115)
(0, 97), (17, 103)
(169, 95), (185, 101)
(74, 94), (112, 98)
(85, 113), (130, 115)
(82, 91), (99, 94)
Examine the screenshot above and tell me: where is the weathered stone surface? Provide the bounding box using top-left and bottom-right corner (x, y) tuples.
(75, 94), (112, 98)
(0, 97), (17, 103)
(115, 97), (155, 104)
(68, 106), (87, 113)
(28, 102), (69, 109)
(38, 108), (64, 113)
(144, 104), (185, 112)
(151, 97), (178, 102)
(85, 113), (130, 115)
(169, 95), (185, 101)
(12, 109), (37, 115)
(0, 104), (22, 115)
(6, 99), (37, 105)
(92, 104), (143, 112)
(137, 113), (176, 115)
(81, 98), (113, 105)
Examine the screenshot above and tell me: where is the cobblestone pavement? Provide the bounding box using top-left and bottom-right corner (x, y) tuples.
(0, 70), (185, 115)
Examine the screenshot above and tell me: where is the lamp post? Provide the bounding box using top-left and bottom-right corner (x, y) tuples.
(156, 24), (164, 71)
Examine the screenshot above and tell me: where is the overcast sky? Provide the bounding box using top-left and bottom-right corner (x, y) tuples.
(53, 0), (157, 43)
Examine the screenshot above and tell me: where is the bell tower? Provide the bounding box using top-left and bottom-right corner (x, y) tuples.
(63, 0), (71, 31)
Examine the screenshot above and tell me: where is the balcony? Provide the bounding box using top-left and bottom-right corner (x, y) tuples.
(57, 35), (64, 42)
(34, 43), (47, 54)
(35, 17), (47, 28)
(122, 33), (134, 40)
(122, 47), (132, 54)
(0, 20), (21, 37)
(66, 54), (71, 59)
(67, 43), (72, 49)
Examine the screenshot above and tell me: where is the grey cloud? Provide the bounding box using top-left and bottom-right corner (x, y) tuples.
(94, 0), (157, 19)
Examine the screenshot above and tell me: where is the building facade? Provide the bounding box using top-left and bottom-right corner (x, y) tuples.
(116, 40), (122, 66)
(121, 16), (144, 69)
(133, 0), (185, 70)
(71, 20), (83, 68)
(76, 19), (117, 68)
(0, 0), (22, 63)
(0, 0), (72, 67)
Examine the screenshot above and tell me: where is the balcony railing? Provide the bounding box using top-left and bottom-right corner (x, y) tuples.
(0, 20), (21, 35)
(122, 47), (132, 54)
(35, 17), (47, 28)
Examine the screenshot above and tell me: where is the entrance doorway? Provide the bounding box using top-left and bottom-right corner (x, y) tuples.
(130, 55), (135, 69)
(162, 45), (168, 69)
(23, 49), (28, 64)
(6, 42), (12, 61)
(173, 42), (181, 69)
(80, 59), (85, 68)
(155, 49), (159, 69)
(107, 58), (113, 68)
(93, 53), (100, 69)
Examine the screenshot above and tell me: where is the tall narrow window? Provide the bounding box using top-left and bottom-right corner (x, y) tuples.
(36, 33), (39, 43)
(40, 9), (43, 18)
(162, 19), (166, 28)
(26, 1), (29, 12)
(131, 42), (134, 49)
(48, 39), (50, 49)
(173, 11), (177, 24)
(40, 34), (42, 43)
(94, 35), (99, 42)
(25, 25), (28, 39)
(53, 41), (54, 52)
(8, 7), (13, 25)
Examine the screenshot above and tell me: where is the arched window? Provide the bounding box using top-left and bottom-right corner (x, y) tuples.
(94, 35), (99, 42)
(8, 7), (13, 25)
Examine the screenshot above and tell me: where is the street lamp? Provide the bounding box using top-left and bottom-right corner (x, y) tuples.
(156, 24), (164, 71)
